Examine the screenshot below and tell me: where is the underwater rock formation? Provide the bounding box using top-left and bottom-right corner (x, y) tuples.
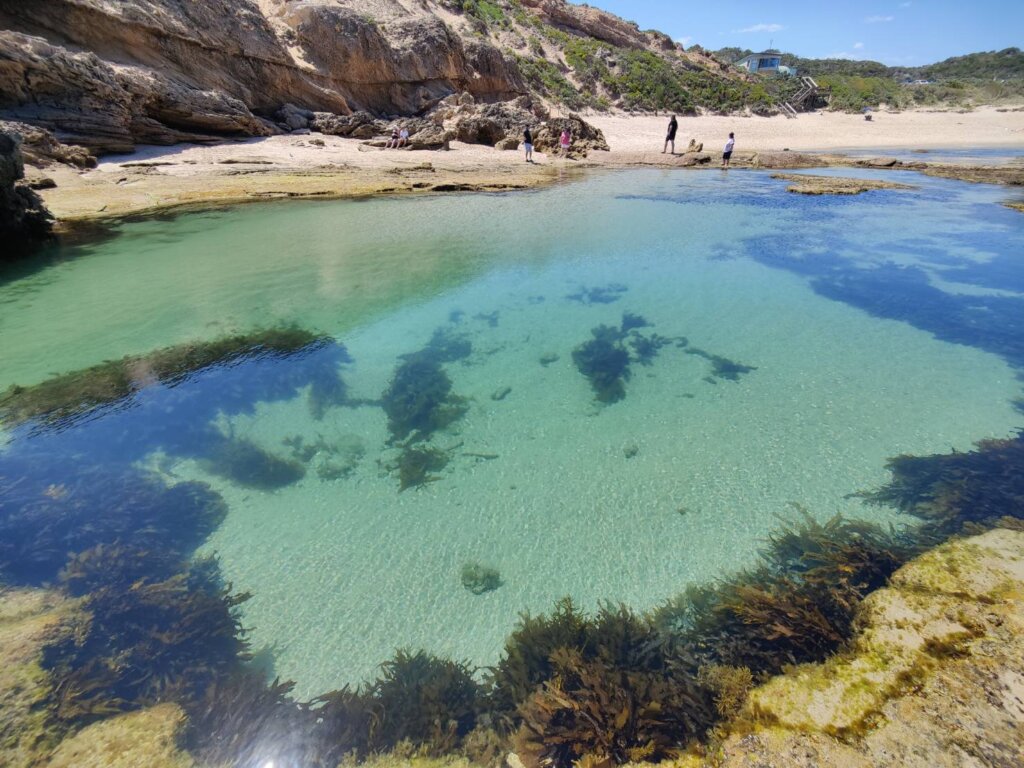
(461, 563), (503, 595)
(0, 327), (332, 427)
(200, 436), (306, 491)
(771, 173), (916, 196)
(566, 283), (629, 305)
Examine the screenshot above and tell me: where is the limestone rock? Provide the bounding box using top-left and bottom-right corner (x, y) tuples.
(714, 528), (1024, 768)
(0, 130), (53, 258)
(46, 704), (195, 768)
(533, 114), (610, 158)
(0, 122), (95, 168)
(0, 588), (74, 768)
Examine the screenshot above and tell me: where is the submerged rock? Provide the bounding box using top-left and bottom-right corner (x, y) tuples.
(461, 562), (503, 595)
(771, 173), (916, 196)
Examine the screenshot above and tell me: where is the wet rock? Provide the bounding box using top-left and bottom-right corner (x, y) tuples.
(539, 352), (560, 366)
(491, 386), (512, 401)
(771, 173), (916, 196)
(461, 562), (503, 595)
(0, 130), (53, 259)
(623, 442), (639, 459)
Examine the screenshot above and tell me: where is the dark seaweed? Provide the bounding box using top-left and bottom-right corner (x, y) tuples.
(572, 325), (632, 403)
(0, 456), (226, 585)
(200, 436), (306, 491)
(685, 347), (757, 382)
(566, 283), (629, 305)
(42, 555), (251, 722)
(394, 446), (450, 491)
(381, 357), (468, 443)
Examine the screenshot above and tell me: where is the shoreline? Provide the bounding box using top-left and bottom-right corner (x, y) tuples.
(29, 107), (1024, 226)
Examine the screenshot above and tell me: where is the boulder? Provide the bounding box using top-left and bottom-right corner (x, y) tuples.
(533, 114), (610, 158)
(0, 121), (95, 168)
(0, 130), (53, 258)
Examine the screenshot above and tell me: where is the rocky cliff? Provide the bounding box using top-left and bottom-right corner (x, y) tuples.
(0, 129), (53, 254)
(0, 0), (736, 155)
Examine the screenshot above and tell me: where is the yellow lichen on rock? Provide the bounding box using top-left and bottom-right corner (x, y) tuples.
(45, 703), (195, 768)
(718, 528), (1024, 766)
(0, 588), (75, 768)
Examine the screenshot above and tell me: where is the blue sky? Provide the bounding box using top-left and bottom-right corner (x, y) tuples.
(577, 1), (1023, 66)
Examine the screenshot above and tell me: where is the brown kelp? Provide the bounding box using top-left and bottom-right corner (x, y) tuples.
(42, 555), (251, 723)
(860, 432), (1024, 535)
(392, 445), (451, 491)
(514, 648), (713, 768)
(0, 326), (335, 427)
(381, 357), (468, 443)
(0, 456), (226, 584)
(652, 514), (915, 673)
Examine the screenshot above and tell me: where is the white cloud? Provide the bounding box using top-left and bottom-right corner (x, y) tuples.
(899, 2), (912, 7)
(853, 41), (864, 49)
(734, 23), (784, 34)
(865, 15), (894, 23)
(676, 36), (693, 46)
(827, 51), (858, 60)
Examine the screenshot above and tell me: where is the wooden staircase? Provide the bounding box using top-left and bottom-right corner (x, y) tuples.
(781, 76), (826, 118)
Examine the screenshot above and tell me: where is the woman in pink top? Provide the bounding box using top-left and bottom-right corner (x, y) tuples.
(559, 129), (571, 157)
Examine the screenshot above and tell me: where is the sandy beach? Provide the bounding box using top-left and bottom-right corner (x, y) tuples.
(34, 106), (1024, 224)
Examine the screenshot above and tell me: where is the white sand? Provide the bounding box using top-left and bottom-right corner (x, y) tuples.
(589, 106), (1024, 153)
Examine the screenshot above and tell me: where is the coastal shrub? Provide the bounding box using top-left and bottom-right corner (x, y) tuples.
(514, 55), (592, 110)
(0, 326), (329, 427)
(0, 456), (226, 584)
(42, 556), (251, 722)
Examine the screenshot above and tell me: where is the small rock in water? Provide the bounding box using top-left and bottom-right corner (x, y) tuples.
(461, 562), (503, 595)
(539, 352), (560, 366)
(491, 386), (512, 401)
(623, 442), (639, 459)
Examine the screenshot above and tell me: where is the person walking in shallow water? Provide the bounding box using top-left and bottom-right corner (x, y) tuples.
(722, 132), (735, 168)
(663, 115), (678, 154)
(523, 127), (534, 163)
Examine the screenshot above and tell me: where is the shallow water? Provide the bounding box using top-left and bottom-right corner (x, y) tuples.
(1, 168), (1022, 695)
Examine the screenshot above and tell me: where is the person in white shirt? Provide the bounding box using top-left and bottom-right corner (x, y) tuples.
(722, 132), (735, 168)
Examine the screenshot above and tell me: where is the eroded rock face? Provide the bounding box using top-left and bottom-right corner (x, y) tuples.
(0, 130), (53, 255)
(0, 0), (526, 153)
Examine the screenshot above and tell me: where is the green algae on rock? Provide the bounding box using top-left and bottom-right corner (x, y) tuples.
(0, 326), (330, 427)
(770, 173), (916, 196)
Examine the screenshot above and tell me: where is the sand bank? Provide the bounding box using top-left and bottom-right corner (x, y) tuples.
(33, 107), (1024, 224)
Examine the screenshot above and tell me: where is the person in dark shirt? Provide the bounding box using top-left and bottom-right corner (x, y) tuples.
(663, 115), (678, 154)
(523, 127), (534, 163)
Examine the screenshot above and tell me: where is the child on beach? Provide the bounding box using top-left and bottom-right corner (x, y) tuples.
(385, 126), (400, 149)
(559, 129), (571, 157)
(722, 132), (735, 167)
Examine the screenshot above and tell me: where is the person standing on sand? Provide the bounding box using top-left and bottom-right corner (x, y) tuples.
(663, 115), (678, 154)
(523, 127), (534, 163)
(722, 132), (735, 168)
(559, 129), (571, 157)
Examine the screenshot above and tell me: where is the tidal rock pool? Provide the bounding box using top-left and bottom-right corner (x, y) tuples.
(1, 168), (1021, 696)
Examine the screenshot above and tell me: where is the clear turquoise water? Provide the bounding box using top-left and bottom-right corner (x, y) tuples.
(1, 168), (1022, 695)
